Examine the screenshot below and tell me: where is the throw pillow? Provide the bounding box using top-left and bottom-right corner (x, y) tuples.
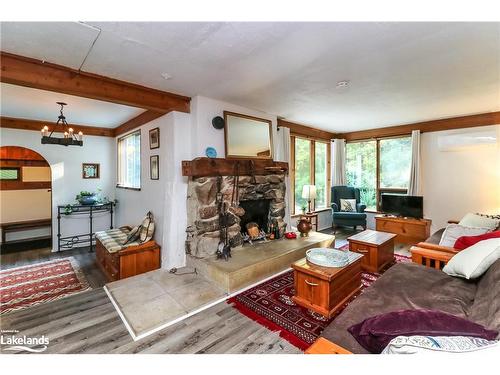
(442, 238), (500, 279)
(340, 199), (357, 212)
(439, 223), (491, 247)
(123, 225), (141, 245)
(454, 230), (500, 250)
(459, 213), (500, 231)
(348, 309), (498, 354)
(138, 211), (155, 242)
(382, 335), (498, 354)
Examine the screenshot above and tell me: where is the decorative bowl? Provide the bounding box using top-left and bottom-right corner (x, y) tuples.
(306, 248), (349, 268)
(78, 195), (97, 205)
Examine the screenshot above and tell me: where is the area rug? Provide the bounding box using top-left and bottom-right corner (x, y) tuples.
(0, 257), (91, 315)
(228, 248), (411, 351)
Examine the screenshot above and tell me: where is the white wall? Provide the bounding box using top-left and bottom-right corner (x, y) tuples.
(0, 127), (116, 251)
(421, 124), (500, 233)
(114, 111), (192, 270)
(190, 96), (278, 158)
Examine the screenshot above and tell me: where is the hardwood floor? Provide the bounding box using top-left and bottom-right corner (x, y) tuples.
(0, 287), (301, 354)
(1, 246), (107, 288)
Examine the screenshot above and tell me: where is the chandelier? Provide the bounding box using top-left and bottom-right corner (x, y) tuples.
(41, 102), (83, 146)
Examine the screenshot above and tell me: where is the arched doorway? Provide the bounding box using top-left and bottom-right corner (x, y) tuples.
(0, 146), (52, 253)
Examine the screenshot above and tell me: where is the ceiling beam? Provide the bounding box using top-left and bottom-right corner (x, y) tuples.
(114, 110), (167, 137)
(0, 52), (191, 113)
(277, 119), (337, 141)
(340, 112), (500, 142)
(0, 116), (115, 137)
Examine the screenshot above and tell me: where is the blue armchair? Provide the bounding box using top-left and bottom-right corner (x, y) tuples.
(331, 186), (367, 232)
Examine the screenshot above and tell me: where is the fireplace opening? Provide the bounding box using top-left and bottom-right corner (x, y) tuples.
(239, 199), (271, 234)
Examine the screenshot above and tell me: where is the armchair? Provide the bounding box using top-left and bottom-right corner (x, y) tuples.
(331, 186), (367, 232)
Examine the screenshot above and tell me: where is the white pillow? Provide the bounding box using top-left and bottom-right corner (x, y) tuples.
(439, 224), (491, 247)
(340, 199), (357, 212)
(459, 213), (500, 230)
(442, 238), (500, 279)
(382, 336), (498, 354)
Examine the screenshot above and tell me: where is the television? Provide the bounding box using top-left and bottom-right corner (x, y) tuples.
(381, 194), (423, 219)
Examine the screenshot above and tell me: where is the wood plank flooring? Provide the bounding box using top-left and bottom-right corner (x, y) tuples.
(0, 288), (301, 354)
(0, 233), (362, 355)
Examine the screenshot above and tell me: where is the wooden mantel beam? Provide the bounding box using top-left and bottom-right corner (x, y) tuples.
(0, 51), (191, 113)
(0, 116), (115, 137)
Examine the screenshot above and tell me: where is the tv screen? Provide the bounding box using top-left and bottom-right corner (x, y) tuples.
(381, 194), (423, 219)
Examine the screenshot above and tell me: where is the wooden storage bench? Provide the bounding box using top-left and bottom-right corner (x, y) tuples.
(95, 227), (160, 281)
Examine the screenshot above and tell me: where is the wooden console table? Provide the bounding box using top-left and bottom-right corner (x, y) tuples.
(375, 215), (431, 244)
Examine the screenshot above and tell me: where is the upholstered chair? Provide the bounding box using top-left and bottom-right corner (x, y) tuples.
(331, 186), (367, 232)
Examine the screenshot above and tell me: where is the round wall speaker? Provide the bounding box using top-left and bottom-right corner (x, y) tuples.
(212, 116), (225, 129)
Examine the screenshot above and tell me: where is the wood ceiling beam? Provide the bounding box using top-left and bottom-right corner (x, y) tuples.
(0, 51), (191, 113)
(0, 116), (115, 137)
(113, 110), (167, 137)
(277, 119), (337, 141)
(340, 112), (500, 142)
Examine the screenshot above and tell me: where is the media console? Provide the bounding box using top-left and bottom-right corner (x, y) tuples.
(375, 215), (431, 244)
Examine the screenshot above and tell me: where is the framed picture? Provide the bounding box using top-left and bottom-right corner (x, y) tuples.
(82, 163), (100, 179)
(149, 127), (160, 149)
(150, 155), (159, 180)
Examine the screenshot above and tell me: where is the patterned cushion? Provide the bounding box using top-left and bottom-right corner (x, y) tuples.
(382, 335), (498, 354)
(95, 228), (142, 253)
(123, 225), (141, 245)
(340, 199), (356, 212)
(139, 212), (155, 242)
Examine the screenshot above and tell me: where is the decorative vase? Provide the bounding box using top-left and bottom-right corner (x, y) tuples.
(79, 195), (97, 205)
(297, 218), (312, 237)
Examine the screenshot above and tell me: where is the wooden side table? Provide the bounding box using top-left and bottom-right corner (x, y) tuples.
(292, 257), (362, 318)
(299, 212), (319, 231)
(347, 229), (397, 273)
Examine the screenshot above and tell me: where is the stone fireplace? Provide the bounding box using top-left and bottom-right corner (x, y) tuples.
(185, 174), (287, 258)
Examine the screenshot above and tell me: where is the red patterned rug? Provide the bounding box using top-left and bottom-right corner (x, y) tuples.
(228, 247), (411, 351)
(1, 257), (91, 315)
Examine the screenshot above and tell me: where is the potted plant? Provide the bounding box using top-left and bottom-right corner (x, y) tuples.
(76, 190), (97, 205)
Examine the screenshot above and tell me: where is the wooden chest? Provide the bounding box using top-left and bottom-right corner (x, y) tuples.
(375, 215), (431, 244)
(348, 229), (396, 273)
(292, 257), (362, 318)
(96, 239), (161, 281)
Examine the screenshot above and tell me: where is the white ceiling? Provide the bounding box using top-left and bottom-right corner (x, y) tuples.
(0, 83), (145, 127)
(1, 22), (499, 132)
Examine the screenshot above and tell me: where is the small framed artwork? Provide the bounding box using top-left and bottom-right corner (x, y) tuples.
(150, 155), (159, 180)
(149, 127), (160, 149)
(82, 163), (100, 179)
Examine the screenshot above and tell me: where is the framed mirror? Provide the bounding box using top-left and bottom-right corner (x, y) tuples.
(224, 111), (273, 159)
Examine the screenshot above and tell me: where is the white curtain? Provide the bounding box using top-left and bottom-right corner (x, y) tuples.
(275, 126), (293, 230)
(332, 139), (346, 186)
(408, 130), (421, 195)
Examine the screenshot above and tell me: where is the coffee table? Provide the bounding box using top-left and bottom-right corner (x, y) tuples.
(291, 256), (362, 318)
(347, 229), (397, 273)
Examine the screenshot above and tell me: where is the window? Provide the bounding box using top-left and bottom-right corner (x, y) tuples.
(117, 130), (141, 189)
(291, 136), (330, 214)
(0, 167), (20, 180)
(346, 136), (412, 211)
(346, 141), (377, 210)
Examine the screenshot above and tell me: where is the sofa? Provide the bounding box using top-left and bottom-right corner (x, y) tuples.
(331, 186), (367, 232)
(319, 258), (500, 353)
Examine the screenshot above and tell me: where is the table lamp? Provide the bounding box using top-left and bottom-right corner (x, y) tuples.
(301, 185), (317, 214)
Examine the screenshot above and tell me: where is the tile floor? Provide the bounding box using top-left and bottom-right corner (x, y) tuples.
(105, 269), (226, 338)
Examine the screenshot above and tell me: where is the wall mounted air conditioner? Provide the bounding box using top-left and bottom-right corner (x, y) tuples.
(438, 128), (498, 151)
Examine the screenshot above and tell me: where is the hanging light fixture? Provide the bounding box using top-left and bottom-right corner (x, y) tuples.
(41, 102), (83, 146)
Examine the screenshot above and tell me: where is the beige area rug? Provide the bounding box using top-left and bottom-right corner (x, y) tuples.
(105, 269), (227, 340)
